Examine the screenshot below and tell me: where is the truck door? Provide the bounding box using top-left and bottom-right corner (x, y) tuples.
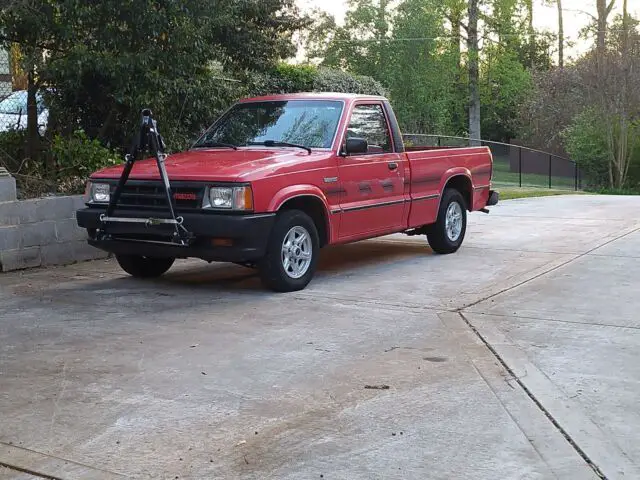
(337, 102), (406, 240)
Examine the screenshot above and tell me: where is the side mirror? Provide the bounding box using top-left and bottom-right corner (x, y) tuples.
(344, 137), (368, 156)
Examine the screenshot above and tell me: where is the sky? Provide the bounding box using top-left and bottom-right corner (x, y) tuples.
(297, 0), (640, 62)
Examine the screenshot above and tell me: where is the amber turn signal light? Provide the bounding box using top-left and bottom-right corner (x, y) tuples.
(233, 186), (253, 210)
(211, 238), (234, 247)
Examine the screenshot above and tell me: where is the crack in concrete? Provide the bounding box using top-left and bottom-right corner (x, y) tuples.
(0, 443), (127, 480)
(0, 462), (63, 480)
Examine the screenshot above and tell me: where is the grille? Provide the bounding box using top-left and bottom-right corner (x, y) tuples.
(110, 182), (204, 210)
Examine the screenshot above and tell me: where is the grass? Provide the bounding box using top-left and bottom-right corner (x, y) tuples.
(497, 187), (586, 200)
(491, 160), (578, 190)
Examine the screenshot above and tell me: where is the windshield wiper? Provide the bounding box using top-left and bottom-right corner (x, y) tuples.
(250, 140), (312, 155)
(194, 141), (238, 150)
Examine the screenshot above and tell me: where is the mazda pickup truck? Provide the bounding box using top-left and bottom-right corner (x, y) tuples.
(77, 93), (498, 291)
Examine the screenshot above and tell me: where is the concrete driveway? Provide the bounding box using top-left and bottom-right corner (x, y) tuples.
(1, 195), (639, 480)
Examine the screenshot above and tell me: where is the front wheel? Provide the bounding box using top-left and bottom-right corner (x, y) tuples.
(427, 189), (467, 254)
(116, 255), (175, 278)
(258, 210), (319, 292)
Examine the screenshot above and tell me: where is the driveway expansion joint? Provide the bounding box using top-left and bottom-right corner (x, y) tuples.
(457, 312), (608, 480)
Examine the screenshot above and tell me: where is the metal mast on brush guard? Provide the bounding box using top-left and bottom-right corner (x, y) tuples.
(96, 109), (193, 246)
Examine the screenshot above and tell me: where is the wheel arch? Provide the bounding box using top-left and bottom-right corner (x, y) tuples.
(277, 194), (331, 247)
(441, 173), (473, 211)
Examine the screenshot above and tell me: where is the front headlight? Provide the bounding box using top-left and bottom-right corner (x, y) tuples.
(87, 182), (111, 203)
(204, 186), (253, 211)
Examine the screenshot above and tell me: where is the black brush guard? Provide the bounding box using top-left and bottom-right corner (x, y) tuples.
(96, 109), (194, 247)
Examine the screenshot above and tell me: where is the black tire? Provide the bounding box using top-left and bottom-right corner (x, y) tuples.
(427, 188), (467, 254)
(258, 210), (319, 292)
(116, 255), (175, 278)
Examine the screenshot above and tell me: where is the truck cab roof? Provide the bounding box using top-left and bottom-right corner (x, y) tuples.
(239, 92), (388, 103)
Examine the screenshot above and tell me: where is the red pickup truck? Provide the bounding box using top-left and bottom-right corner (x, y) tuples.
(77, 93), (498, 291)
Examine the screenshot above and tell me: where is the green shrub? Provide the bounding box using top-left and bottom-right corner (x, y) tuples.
(564, 108), (640, 190)
(563, 109), (610, 188)
(313, 68), (387, 96)
(0, 128), (28, 173)
(51, 129), (120, 193)
(588, 187), (640, 195)
(247, 64), (386, 97)
(0, 129), (52, 198)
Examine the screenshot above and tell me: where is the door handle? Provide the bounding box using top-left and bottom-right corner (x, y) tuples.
(388, 162), (398, 171)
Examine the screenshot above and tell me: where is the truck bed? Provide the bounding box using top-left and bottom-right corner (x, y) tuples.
(403, 146), (493, 229)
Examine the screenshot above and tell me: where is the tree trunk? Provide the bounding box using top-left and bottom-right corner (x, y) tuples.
(557, 0), (564, 68)
(606, 124), (614, 188)
(25, 69), (39, 162)
(375, 0), (388, 71)
(467, 0), (481, 145)
(622, 0), (629, 52)
(449, 3), (465, 134)
(596, 0), (615, 54)
(597, 0), (607, 54)
(450, 8), (462, 70)
(617, 118), (628, 188)
(527, 0), (535, 67)
(376, 0), (388, 38)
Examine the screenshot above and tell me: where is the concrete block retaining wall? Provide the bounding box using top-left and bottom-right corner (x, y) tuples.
(0, 195), (109, 272)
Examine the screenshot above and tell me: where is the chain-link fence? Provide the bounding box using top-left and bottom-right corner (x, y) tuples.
(0, 46), (19, 130)
(0, 46), (48, 132)
(404, 134), (582, 191)
(0, 46), (55, 198)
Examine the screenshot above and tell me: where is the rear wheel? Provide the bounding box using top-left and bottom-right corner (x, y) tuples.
(427, 188), (467, 254)
(116, 255), (175, 278)
(258, 210), (319, 292)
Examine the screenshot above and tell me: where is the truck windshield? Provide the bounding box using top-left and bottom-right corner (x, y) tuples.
(194, 100), (343, 150)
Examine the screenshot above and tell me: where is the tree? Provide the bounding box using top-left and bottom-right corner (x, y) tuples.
(304, 0), (545, 141)
(300, 9), (339, 64)
(565, 16), (640, 188)
(596, 0), (616, 53)
(520, 67), (583, 154)
(467, 0), (481, 143)
(622, 0), (629, 52)
(387, 0), (464, 134)
(1, 0), (307, 152)
(310, 0), (395, 80)
(443, 0), (466, 70)
(557, 0), (564, 68)
(542, 0), (565, 68)
(481, 47), (533, 141)
(0, 0), (56, 167)
(305, 0), (465, 135)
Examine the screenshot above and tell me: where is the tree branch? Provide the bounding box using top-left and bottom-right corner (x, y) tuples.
(563, 8), (598, 22)
(606, 0), (616, 15)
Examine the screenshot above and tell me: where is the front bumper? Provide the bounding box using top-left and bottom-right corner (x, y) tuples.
(76, 207), (275, 262)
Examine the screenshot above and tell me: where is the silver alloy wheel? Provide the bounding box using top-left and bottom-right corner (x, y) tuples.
(445, 201), (463, 242)
(281, 226), (313, 279)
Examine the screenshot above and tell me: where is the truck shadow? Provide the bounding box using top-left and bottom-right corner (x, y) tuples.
(157, 239), (431, 291)
(14, 240), (432, 311)
(8, 240), (434, 320)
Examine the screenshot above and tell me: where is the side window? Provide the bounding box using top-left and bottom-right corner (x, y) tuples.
(345, 104), (393, 154)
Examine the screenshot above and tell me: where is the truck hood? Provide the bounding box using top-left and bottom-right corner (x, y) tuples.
(91, 148), (319, 182)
